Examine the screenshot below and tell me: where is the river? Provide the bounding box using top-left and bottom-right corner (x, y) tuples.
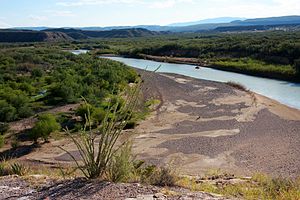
(102, 56), (300, 110)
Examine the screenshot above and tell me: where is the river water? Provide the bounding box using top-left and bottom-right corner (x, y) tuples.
(103, 56), (300, 110)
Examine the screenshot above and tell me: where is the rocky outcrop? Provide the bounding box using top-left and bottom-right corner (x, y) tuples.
(0, 30), (71, 43)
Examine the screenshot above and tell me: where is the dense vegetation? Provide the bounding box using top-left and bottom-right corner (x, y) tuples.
(67, 31), (300, 81)
(0, 47), (138, 124)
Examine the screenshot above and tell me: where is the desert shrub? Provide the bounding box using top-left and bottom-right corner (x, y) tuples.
(191, 172), (300, 200)
(0, 162), (9, 176)
(32, 68), (43, 78)
(0, 162), (27, 176)
(30, 113), (60, 143)
(124, 120), (137, 129)
(60, 82), (140, 179)
(107, 143), (134, 183)
(18, 83), (35, 95)
(226, 81), (248, 91)
(75, 103), (94, 121)
(10, 163), (27, 176)
(0, 122), (9, 135)
(11, 136), (20, 149)
(0, 100), (17, 122)
(0, 135), (4, 148)
(91, 107), (106, 125)
(136, 163), (157, 184)
(132, 161), (177, 186)
(75, 103), (106, 126)
(149, 167), (177, 187)
(295, 59), (300, 75)
(49, 81), (81, 104)
(0, 47), (138, 124)
(17, 105), (33, 118)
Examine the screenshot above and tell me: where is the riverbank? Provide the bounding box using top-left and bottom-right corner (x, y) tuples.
(132, 69), (300, 178)
(1, 68), (300, 199)
(132, 54), (300, 83)
(7, 68), (300, 178)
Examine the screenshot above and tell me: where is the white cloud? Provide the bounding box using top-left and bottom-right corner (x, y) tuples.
(0, 19), (10, 28)
(150, 0), (194, 9)
(29, 15), (48, 21)
(272, 0), (300, 15)
(57, 0), (194, 8)
(57, 0), (141, 6)
(45, 10), (75, 17)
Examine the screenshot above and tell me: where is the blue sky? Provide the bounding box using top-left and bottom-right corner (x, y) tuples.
(0, 0), (299, 28)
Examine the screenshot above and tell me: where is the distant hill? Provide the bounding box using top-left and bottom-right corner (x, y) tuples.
(233, 15), (300, 26)
(214, 23), (300, 32)
(168, 15), (300, 32)
(81, 25), (172, 32)
(0, 28), (164, 43)
(168, 17), (246, 27)
(11, 27), (53, 31)
(0, 30), (71, 43)
(76, 15), (300, 32)
(45, 28), (163, 39)
(7, 15), (300, 37)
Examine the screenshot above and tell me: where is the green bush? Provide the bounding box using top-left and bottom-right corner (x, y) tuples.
(107, 143), (134, 183)
(226, 81), (248, 91)
(0, 162), (27, 176)
(17, 105), (33, 118)
(0, 135), (4, 148)
(91, 107), (106, 125)
(149, 167), (177, 187)
(0, 162), (9, 176)
(124, 120), (137, 129)
(0, 122), (9, 135)
(0, 47), (138, 124)
(11, 136), (20, 149)
(75, 103), (94, 122)
(61, 81), (140, 179)
(30, 114), (60, 143)
(295, 59), (300, 75)
(10, 163), (27, 176)
(0, 100), (17, 122)
(76, 103), (106, 125)
(32, 68), (43, 78)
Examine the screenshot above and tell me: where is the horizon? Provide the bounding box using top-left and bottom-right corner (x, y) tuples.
(1, 0), (300, 28)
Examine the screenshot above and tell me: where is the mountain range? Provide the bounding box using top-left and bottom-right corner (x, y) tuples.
(168, 17), (246, 27)
(0, 28), (162, 43)
(12, 15), (300, 33)
(1, 15), (300, 42)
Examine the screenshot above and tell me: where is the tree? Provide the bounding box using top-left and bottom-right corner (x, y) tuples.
(0, 100), (17, 122)
(30, 114), (60, 143)
(32, 68), (43, 78)
(75, 103), (106, 125)
(294, 59), (300, 76)
(0, 122), (9, 135)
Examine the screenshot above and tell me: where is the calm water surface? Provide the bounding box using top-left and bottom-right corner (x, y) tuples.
(103, 56), (300, 110)
(69, 50), (89, 55)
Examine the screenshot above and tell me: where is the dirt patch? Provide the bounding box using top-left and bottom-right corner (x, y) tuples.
(9, 104), (80, 134)
(0, 176), (227, 200)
